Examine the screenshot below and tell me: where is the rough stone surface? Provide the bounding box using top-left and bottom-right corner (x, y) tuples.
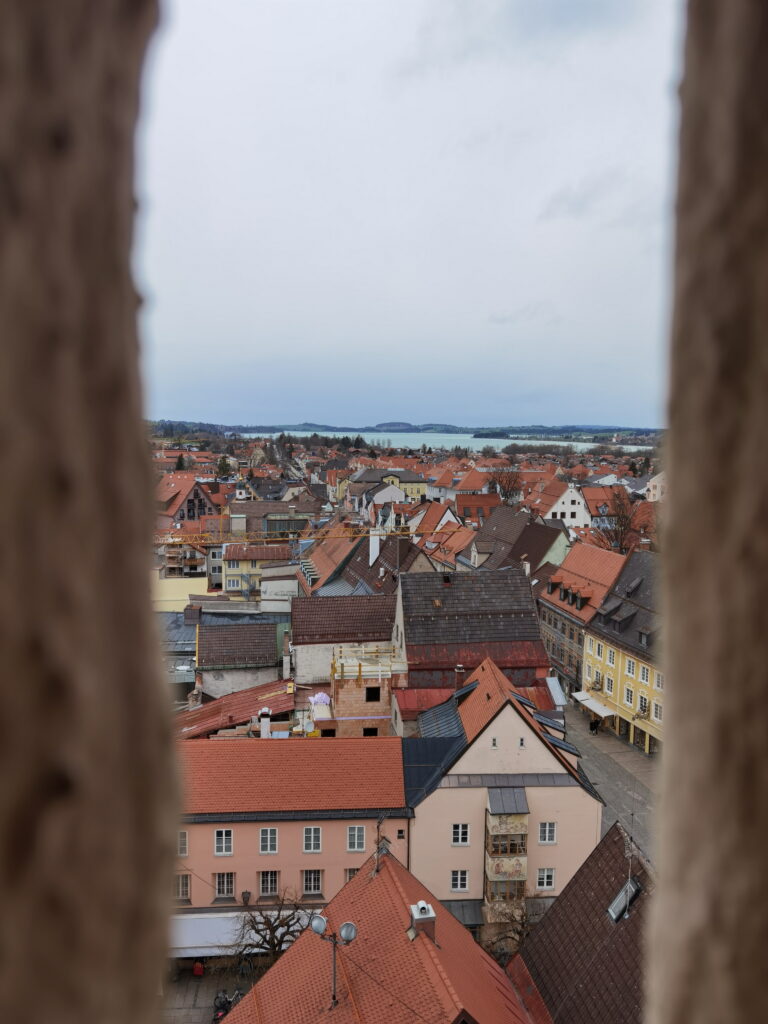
(649, 1), (768, 1021)
(0, 4), (174, 1023)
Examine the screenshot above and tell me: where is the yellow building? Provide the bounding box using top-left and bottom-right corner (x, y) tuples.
(220, 542), (292, 600)
(382, 473), (427, 501)
(576, 551), (663, 755)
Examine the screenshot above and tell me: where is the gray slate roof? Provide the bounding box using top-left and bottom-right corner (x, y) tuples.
(400, 568), (541, 645)
(488, 787), (529, 814)
(589, 550), (660, 661)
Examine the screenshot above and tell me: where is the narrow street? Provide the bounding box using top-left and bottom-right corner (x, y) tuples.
(565, 705), (658, 862)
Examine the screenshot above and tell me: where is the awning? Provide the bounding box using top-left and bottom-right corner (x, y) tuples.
(170, 912), (244, 959)
(488, 787), (529, 815)
(572, 691), (615, 718)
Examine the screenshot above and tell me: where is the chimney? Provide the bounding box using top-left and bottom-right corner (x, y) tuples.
(454, 664), (466, 689)
(369, 531), (381, 567)
(408, 900), (437, 943)
(282, 631), (291, 680)
(259, 707), (272, 739)
(184, 603), (202, 624)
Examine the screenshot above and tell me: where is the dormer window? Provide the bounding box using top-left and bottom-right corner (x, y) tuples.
(576, 595), (584, 611)
(547, 581), (555, 594)
(559, 586), (566, 601)
(639, 630), (649, 647)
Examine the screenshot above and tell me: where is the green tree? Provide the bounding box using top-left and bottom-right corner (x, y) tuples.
(217, 455), (230, 478)
(174, 453), (185, 471)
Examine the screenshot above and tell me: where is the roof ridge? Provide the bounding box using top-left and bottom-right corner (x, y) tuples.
(382, 857), (462, 1020)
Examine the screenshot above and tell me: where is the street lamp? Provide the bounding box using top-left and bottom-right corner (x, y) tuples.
(310, 914), (358, 1008)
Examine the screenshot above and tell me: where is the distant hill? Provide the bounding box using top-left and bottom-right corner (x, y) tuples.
(148, 419), (661, 437)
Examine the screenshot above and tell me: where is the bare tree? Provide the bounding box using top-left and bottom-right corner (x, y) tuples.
(222, 889), (310, 979)
(591, 487), (643, 554)
(489, 468), (522, 502)
(481, 898), (530, 964)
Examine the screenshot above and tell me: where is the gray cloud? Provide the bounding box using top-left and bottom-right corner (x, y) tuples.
(539, 169), (626, 222)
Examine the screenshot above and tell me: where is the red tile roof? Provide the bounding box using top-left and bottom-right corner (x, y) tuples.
(538, 544), (626, 623)
(226, 848), (535, 1024)
(394, 688), (455, 720)
(291, 595), (396, 645)
(178, 737), (406, 814)
(175, 681), (295, 739)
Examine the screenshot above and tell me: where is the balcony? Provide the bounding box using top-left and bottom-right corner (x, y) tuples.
(485, 850), (527, 885)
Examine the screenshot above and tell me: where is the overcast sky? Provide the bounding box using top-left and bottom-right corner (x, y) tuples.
(135, 0), (685, 428)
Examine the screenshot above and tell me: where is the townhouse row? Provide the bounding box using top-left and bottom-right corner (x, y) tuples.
(174, 659), (602, 949)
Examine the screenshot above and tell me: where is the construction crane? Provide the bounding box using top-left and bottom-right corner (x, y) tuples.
(154, 523), (414, 547)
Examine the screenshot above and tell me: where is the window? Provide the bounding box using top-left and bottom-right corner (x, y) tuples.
(451, 870), (469, 892)
(174, 874), (190, 901)
(539, 822), (557, 844)
(260, 827), (277, 854)
(491, 737), (498, 748)
(452, 824), (469, 846)
(362, 727), (378, 737)
(303, 826), (321, 853)
(364, 686), (380, 703)
(655, 672), (664, 690)
(587, 637), (594, 653)
(638, 694), (649, 716)
(653, 701), (663, 722)
(177, 830), (188, 857)
(487, 880), (525, 901)
(568, 626), (575, 640)
(537, 868), (555, 890)
(625, 686), (634, 707)
(211, 550), (221, 559)
(626, 658), (636, 677)
(606, 676), (614, 695)
(347, 826), (365, 852)
(490, 833), (527, 855)
(596, 642), (604, 659)
(260, 870), (279, 897)
(215, 829), (232, 856)
(640, 665), (650, 684)
(303, 869), (323, 895)
(215, 872), (235, 899)
(346, 868), (359, 882)
(518, 736), (525, 748)
(226, 560), (238, 569)
(226, 577), (240, 590)
(251, 560), (258, 569)
(594, 670), (602, 685)
(397, 829), (405, 840)
(586, 664), (592, 679)
(571, 511), (576, 518)
(607, 648), (615, 667)
(212, 565), (221, 575)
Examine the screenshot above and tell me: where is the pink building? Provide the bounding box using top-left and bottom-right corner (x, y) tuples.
(173, 738), (410, 955)
(407, 659), (603, 939)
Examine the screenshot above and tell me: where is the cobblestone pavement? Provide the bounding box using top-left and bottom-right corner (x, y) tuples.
(565, 704), (658, 862)
(162, 969), (253, 1024)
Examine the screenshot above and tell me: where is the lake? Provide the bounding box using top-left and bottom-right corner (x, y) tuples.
(250, 430), (653, 454)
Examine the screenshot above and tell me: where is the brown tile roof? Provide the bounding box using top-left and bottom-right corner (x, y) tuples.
(179, 737), (406, 815)
(226, 847), (535, 1024)
(340, 536), (424, 594)
(175, 680), (295, 739)
(514, 821), (653, 1024)
(196, 623), (278, 668)
(222, 544), (292, 561)
(291, 595), (396, 645)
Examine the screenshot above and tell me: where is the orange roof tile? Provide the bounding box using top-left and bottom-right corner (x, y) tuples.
(179, 737), (407, 815)
(227, 848), (535, 1024)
